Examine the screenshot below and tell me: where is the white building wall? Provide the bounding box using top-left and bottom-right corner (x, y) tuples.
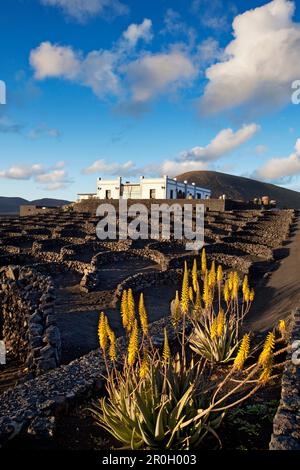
(140, 176), (167, 199)
(97, 177), (121, 199)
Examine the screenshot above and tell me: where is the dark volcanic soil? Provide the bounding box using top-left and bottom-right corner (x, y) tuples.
(53, 258), (174, 363)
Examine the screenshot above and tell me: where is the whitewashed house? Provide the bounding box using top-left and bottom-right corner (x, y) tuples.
(95, 176), (211, 200)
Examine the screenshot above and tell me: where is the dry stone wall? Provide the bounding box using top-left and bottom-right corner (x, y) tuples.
(270, 308), (300, 450)
(0, 266), (61, 375)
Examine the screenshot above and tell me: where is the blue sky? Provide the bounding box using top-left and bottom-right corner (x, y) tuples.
(1, 0), (300, 201)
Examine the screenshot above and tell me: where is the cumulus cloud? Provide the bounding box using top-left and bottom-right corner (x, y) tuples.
(124, 51), (196, 103)
(122, 18), (153, 48)
(179, 123), (259, 162)
(255, 138), (300, 181)
(82, 159), (138, 175)
(30, 28), (197, 104)
(30, 42), (81, 80)
(200, 0), (300, 114)
(0, 164), (43, 180)
(40, 0), (129, 22)
(0, 161), (72, 190)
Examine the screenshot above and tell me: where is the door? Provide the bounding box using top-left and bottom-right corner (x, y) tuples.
(150, 189), (156, 199)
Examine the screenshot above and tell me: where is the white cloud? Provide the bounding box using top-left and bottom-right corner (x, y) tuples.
(40, 0), (128, 22)
(30, 34), (197, 104)
(179, 124), (259, 162)
(30, 42), (81, 80)
(160, 160), (207, 176)
(30, 41), (121, 99)
(256, 138), (300, 180)
(0, 164), (43, 180)
(124, 51), (196, 102)
(79, 50), (121, 98)
(0, 162), (72, 190)
(82, 159), (138, 175)
(200, 0), (300, 114)
(122, 18), (153, 48)
(36, 169), (68, 183)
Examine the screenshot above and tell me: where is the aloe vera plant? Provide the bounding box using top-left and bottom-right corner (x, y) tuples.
(91, 355), (224, 450)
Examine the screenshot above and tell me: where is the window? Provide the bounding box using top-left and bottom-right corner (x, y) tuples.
(197, 193), (201, 199)
(170, 190), (174, 199)
(150, 189), (156, 199)
(105, 190), (111, 199)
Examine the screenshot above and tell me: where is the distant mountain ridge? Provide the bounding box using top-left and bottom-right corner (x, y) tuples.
(176, 171), (300, 209)
(0, 197), (71, 214)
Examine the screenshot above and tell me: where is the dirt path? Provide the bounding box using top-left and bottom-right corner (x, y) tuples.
(54, 259), (161, 363)
(246, 213), (300, 332)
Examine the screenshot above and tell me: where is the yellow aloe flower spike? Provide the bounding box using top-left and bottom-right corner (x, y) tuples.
(224, 280), (230, 303)
(233, 334), (250, 371)
(244, 286), (250, 303)
(139, 354), (149, 379)
(217, 265), (223, 284)
(189, 286), (194, 303)
(194, 282), (201, 312)
(181, 261), (189, 314)
(242, 275), (249, 296)
(128, 319), (139, 366)
(259, 364), (272, 384)
(216, 309), (225, 337)
(139, 292), (149, 336)
(121, 289), (128, 330)
(278, 319), (286, 338)
(203, 272), (212, 309)
(108, 329), (117, 362)
(163, 328), (171, 362)
(232, 271), (239, 300)
(208, 260), (216, 287)
(210, 317), (218, 339)
(127, 288), (135, 332)
(249, 288), (255, 302)
(172, 290), (181, 327)
(192, 258), (198, 293)
(98, 312), (108, 352)
(258, 332), (275, 367)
